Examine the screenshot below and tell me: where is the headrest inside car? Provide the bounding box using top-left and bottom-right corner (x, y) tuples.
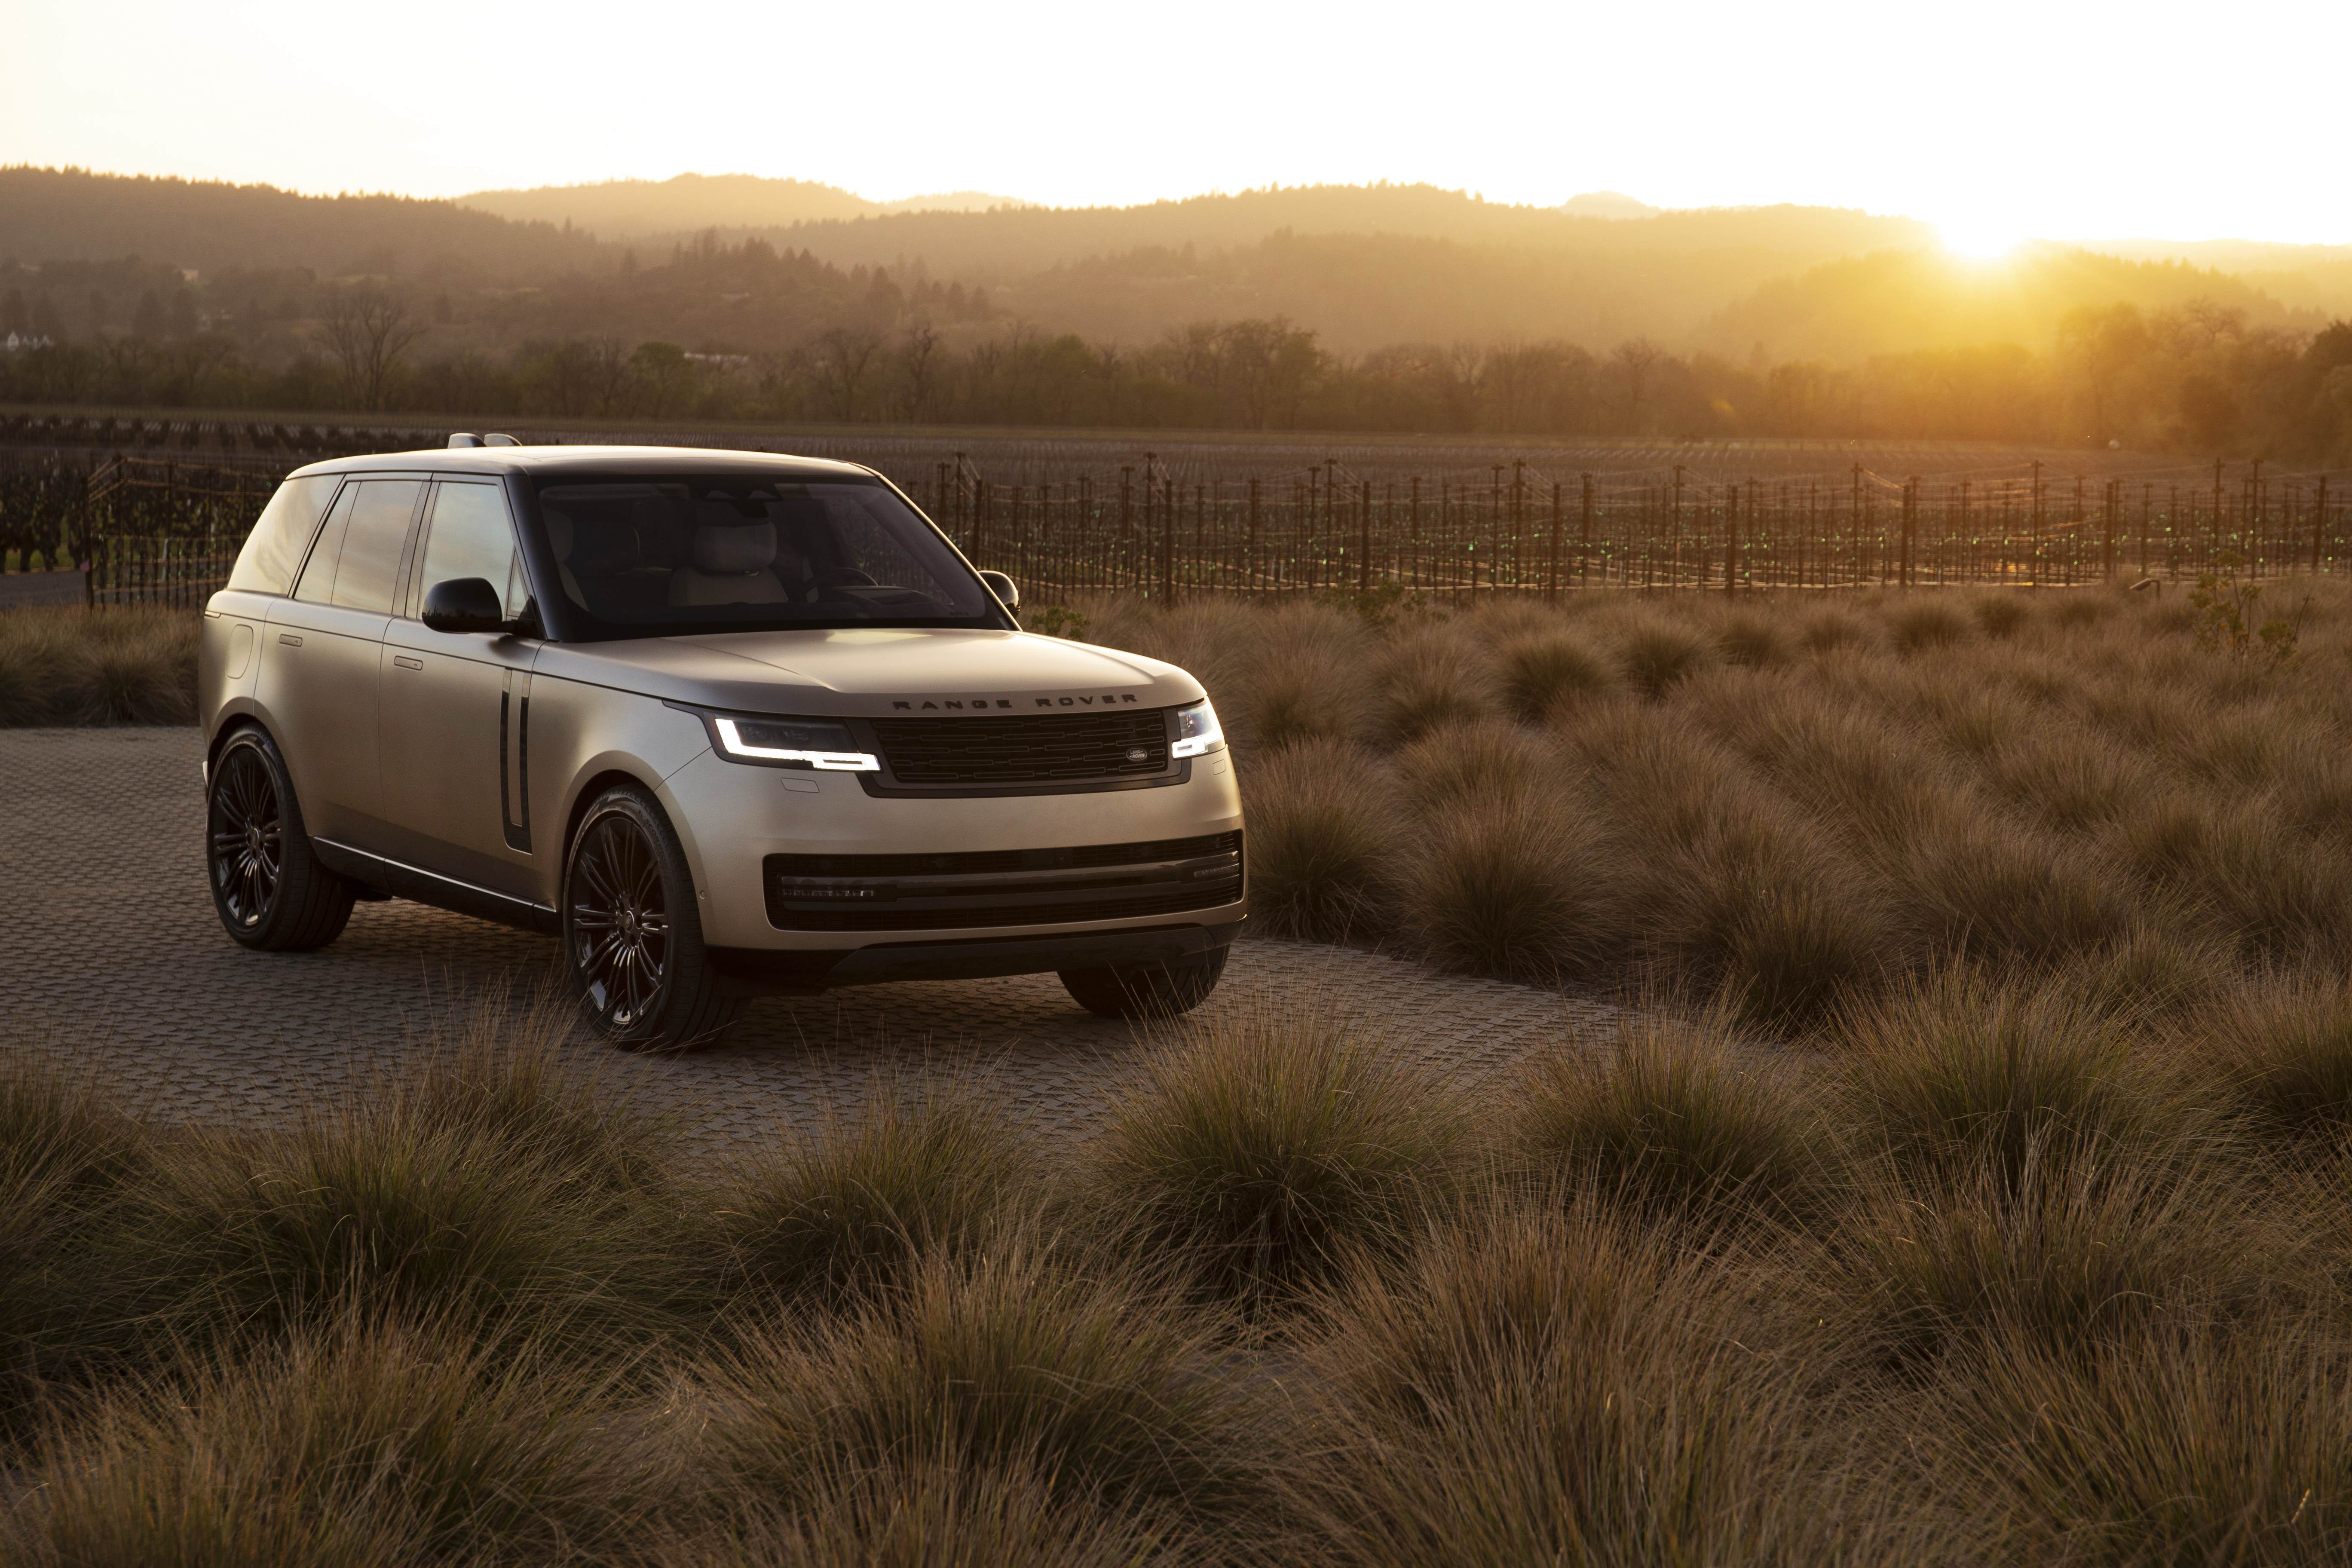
(543, 511), (575, 562)
(692, 521), (777, 575)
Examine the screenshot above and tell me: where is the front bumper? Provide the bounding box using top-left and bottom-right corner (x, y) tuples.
(661, 745), (1248, 965)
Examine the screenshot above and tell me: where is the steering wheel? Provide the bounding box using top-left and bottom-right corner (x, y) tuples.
(811, 567), (878, 597)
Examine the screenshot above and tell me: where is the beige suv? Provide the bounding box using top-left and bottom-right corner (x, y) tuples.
(199, 442), (1244, 1047)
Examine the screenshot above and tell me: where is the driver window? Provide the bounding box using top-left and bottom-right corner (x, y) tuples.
(418, 482), (528, 620)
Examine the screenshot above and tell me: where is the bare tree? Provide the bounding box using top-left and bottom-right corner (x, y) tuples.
(321, 290), (423, 411)
(812, 328), (883, 422)
(897, 322), (941, 422)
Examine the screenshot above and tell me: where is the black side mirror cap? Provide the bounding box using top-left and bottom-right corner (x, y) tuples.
(421, 577), (505, 634)
(977, 570), (1020, 610)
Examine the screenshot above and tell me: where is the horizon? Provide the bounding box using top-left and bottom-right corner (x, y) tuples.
(11, 0), (2349, 251)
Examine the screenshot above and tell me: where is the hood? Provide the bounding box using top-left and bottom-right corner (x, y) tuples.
(530, 628), (1207, 718)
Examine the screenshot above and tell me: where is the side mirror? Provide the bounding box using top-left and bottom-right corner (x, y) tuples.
(421, 577), (505, 634)
(977, 570), (1020, 610)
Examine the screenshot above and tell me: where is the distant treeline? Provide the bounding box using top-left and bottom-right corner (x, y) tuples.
(4, 254), (2349, 460)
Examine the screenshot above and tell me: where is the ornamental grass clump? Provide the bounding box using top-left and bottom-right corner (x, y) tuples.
(1088, 1008), (1467, 1305)
(693, 1246), (1268, 1545)
(712, 1077), (1042, 1313)
(1236, 736), (1400, 941)
(1513, 1014), (1828, 1228)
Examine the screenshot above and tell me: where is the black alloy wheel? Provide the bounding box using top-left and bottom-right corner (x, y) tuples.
(209, 742), (282, 931)
(204, 726), (355, 952)
(563, 784), (740, 1050)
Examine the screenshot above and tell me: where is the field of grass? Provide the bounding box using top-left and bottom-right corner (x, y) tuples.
(8, 968), (2352, 1564)
(6, 582), (2352, 1561)
(0, 604), (197, 725)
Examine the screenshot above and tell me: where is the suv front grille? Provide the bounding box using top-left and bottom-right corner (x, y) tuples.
(869, 710), (1170, 787)
(764, 830), (1242, 932)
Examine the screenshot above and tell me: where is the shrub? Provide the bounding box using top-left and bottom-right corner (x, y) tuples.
(1714, 611), (1788, 668)
(1235, 736), (1399, 940)
(1513, 1014), (1825, 1226)
(1972, 595), (2030, 638)
(1495, 632), (1615, 720)
(1839, 1140), (2245, 1364)
(1832, 970), (2179, 1186)
(1219, 602), (1374, 751)
(1374, 620), (1498, 741)
(1088, 1009), (1466, 1303)
(1929, 1323), (2352, 1566)
(0, 1053), (148, 1437)
(695, 1247), (1266, 1537)
(1887, 600), (1971, 653)
(1614, 619), (1717, 698)
(669, 1462), (1186, 1568)
(2196, 975), (2352, 1157)
(0, 607), (199, 727)
(1393, 719), (1557, 815)
(1287, 1204), (1860, 1566)
(1897, 818), (2134, 964)
(9, 1314), (647, 1567)
(1403, 785), (1618, 983)
(113, 1011), (684, 1357)
(1798, 609), (1872, 654)
(714, 1078), (1040, 1312)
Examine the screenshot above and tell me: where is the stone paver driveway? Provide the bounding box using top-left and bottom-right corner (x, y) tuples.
(2, 728), (1625, 1159)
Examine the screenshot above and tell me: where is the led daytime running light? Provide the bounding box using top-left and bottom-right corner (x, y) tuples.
(713, 717), (880, 772)
(1170, 698), (1225, 759)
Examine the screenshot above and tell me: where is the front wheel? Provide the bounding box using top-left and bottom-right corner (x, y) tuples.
(1060, 946), (1230, 1020)
(562, 784), (741, 1050)
(206, 726), (354, 951)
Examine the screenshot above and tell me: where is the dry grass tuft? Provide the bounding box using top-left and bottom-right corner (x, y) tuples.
(1236, 736), (1399, 941)
(1495, 631), (1616, 720)
(712, 1077), (1041, 1313)
(1513, 1014), (1826, 1226)
(1403, 785), (1618, 983)
(1088, 1008), (1467, 1305)
(0, 606), (198, 726)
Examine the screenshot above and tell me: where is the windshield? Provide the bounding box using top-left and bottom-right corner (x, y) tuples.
(528, 474), (1001, 638)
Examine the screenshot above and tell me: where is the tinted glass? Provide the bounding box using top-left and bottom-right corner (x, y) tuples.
(227, 475), (340, 595)
(532, 475), (995, 638)
(291, 484), (356, 603)
(419, 482), (527, 619)
(330, 481), (422, 613)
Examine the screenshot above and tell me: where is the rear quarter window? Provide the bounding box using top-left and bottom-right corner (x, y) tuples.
(225, 475), (343, 594)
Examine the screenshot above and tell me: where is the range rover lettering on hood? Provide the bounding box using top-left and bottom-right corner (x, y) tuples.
(890, 692), (1146, 711)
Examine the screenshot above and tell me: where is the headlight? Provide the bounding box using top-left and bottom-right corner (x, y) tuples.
(1171, 697), (1225, 758)
(707, 714), (880, 772)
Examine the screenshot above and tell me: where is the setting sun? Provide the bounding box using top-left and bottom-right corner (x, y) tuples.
(1936, 217), (2028, 260)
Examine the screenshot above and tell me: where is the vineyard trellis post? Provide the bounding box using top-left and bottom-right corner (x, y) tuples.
(2318, 477), (2331, 573)
(1578, 473), (1594, 588)
(1547, 481), (1562, 604)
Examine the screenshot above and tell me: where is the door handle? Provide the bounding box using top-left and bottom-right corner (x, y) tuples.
(392, 655), (423, 670)
(277, 633), (303, 646)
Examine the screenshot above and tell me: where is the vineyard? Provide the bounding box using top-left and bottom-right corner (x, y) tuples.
(2, 411), (2347, 607)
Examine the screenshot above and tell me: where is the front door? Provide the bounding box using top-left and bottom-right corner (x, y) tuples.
(256, 477), (423, 847)
(380, 478), (542, 899)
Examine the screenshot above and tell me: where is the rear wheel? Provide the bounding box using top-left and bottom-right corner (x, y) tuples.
(205, 726), (354, 951)
(1060, 946), (1230, 1020)
(563, 784), (741, 1050)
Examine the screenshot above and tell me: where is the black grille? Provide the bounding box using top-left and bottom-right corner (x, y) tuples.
(765, 831), (1243, 932)
(869, 710), (1170, 787)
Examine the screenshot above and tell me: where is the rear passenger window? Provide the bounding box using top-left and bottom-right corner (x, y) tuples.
(418, 482), (528, 619)
(227, 475), (340, 595)
(331, 481), (423, 613)
(291, 484), (357, 603)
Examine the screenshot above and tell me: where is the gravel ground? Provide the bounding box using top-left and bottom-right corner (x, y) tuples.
(1, 727), (1627, 1161)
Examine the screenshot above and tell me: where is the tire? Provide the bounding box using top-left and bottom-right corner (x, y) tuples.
(1060, 946), (1230, 1020)
(205, 725), (355, 952)
(562, 783), (742, 1050)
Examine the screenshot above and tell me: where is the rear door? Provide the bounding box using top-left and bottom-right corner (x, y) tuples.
(256, 477), (424, 847)
(379, 478), (542, 897)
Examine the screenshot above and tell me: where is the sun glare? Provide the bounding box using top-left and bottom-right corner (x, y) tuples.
(1936, 219), (2025, 261)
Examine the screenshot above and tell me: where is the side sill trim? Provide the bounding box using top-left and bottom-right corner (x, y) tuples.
(312, 837), (559, 936)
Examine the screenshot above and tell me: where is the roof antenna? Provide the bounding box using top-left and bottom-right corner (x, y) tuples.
(447, 432), (484, 448)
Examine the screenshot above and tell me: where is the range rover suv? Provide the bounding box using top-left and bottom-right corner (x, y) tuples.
(199, 442), (1243, 1047)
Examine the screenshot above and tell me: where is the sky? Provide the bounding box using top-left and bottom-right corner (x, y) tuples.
(9, 0), (2349, 250)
